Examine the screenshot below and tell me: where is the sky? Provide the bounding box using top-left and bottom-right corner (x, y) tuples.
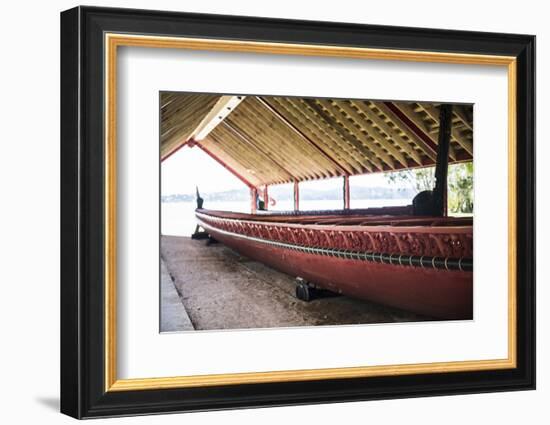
(161, 147), (244, 195)
(161, 145), (402, 196)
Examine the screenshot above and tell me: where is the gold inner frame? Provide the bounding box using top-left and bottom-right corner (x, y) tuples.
(104, 33), (517, 392)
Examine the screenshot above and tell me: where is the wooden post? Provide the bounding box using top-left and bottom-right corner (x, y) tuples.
(250, 187), (257, 214)
(293, 181), (300, 211)
(343, 175), (350, 209)
(433, 104), (452, 216)
(263, 185), (269, 211)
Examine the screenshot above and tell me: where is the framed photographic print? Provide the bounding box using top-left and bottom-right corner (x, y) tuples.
(60, 6), (535, 419)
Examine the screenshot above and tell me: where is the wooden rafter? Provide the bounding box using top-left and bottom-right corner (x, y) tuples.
(350, 100), (423, 166)
(161, 94), (221, 159)
(191, 95), (245, 141)
(256, 97), (350, 177)
(334, 100), (409, 167)
(387, 102), (457, 161)
(278, 97), (368, 174)
(161, 95), (245, 161)
(303, 99), (385, 171)
(419, 104), (473, 156)
(221, 121), (298, 182)
(374, 102), (438, 161)
(229, 99), (327, 180)
(453, 105), (473, 131)
(206, 130), (283, 185)
(313, 99), (397, 170)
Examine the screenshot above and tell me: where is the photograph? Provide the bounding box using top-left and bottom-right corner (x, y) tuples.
(160, 93), (474, 332)
(57, 5), (535, 419)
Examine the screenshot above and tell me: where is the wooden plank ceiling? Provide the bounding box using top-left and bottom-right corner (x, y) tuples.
(160, 92), (473, 188)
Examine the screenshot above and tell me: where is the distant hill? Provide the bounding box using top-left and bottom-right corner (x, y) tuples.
(161, 186), (415, 203)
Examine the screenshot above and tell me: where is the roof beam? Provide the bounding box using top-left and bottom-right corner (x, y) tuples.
(351, 100), (423, 166)
(314, 99), (397, 170)
(376, 102), (438, 161)
(275, 98), (367, 174)
(161, 95), (245, 161)
(161, 95), (221, 158)
(334, 100), (409, 168)
(420, 104), (473, 156)
(256, 97), (350, 177)
(302, 99), (385, 171)
(206, 131), (280, 184)
(221, 121), (299, 182)
(386, 102), (457, 161)
(453, 105), (473, 131)
(191, 95), (245, 141)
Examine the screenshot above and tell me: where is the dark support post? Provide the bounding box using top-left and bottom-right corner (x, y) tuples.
(343, 175), (350, 209)
(250, 187), (258, 214)
(293, 181), (300, 211)
(433, 104), (453, 216)
(263, 185), (269, 211)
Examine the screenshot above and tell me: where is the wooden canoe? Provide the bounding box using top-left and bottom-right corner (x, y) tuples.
(195, 207), (473, 319)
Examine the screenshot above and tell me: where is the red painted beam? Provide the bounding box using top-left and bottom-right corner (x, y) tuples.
(384, 102), (439, 156)
(196, 143), (255, 189)
(161, 139), (188, 162)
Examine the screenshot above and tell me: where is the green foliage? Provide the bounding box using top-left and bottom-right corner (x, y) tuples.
(384, 162), (473, 214)
(385, 168), (435, 192)
(447, 162), (474, 214)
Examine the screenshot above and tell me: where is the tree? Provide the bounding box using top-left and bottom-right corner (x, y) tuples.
(447, 162), (474, 213)
(384, 162), (473, 214)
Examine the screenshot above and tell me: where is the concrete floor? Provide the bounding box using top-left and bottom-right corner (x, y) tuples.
(161, 235), (429, 332)
(160, 259), (194, 332)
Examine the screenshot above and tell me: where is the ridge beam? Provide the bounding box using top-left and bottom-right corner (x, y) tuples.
(191, 95), (246, 141)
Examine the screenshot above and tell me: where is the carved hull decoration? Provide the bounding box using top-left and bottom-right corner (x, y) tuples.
(196, 208), (473, 319)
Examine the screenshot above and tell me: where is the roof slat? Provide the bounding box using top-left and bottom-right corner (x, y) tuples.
(277, 97), (371, 173)
(419, 104), (474, 156)
(372, 102), (438, 161)
(228, 99), (330, 180)
(388, 102), (458, 161)
(303, 99), (386, 171)
(267, 97), (363, 175)
(313, 99), (397, 170)
(349, 100), (423, 166)
(255, 97), (349, 177)
(334, 100), (409, 167)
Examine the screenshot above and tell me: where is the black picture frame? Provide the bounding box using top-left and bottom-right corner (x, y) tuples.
(61, 5), (535, 419)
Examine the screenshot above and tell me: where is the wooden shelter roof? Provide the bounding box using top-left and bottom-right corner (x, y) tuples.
(161, 92), (473, 188)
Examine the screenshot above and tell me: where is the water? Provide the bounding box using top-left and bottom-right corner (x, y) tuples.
(161, 198), (411, 237)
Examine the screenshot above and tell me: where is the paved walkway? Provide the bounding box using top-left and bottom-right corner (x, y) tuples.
(161, 236), (428, 332)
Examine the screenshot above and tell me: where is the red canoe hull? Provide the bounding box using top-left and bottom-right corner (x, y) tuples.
(196, 208), (473, 320)
(206, 225), (472, 320)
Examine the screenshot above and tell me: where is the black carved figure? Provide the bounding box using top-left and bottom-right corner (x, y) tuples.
(196, 186), (204, 209)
